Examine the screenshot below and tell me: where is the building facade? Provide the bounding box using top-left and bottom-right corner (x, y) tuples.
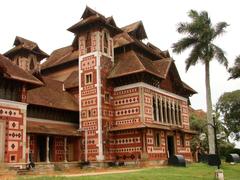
(0, 7), (196, 167)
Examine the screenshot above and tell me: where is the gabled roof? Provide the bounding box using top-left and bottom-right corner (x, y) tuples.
(27, 77), (79, 111)
(108, 50), (165, 79)
(64, 70), (79, 89)
(4, 36), (49, 60)
(122, 21), (147, 40)
(41, 46), (78, 70)
(0, 54), (43, 86)
(113, 32), (166, 59)
(67, 7), (121, 35)
(81, 6), (105, 19)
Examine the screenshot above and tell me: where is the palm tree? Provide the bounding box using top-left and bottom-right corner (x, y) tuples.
(172, 10), (228, 154)
(229, 56), (240, 79)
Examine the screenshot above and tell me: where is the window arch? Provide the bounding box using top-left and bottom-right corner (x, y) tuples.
(86, 31), (91, 53)
(30, 58), (34, 70)
(152, 96), (157, 121)
(162, 99), (166, 123)
(104, 32), (108, 53)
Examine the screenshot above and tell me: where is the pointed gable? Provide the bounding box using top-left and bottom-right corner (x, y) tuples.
(4, 36), (49, 60)
(67, 6), (121, 35)
(121, 21), (147, 40)
(81, 6), (105, 19)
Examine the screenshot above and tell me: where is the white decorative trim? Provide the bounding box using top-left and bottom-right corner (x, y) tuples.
(27, 118), (78, 126)
(0, 99), (28, 110)
(0, 120), (6, 162)
(96, 51), (104, 161)
(114, 82), (188, 102)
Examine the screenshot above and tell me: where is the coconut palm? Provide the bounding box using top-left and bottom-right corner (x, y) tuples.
(172, 10), (228, 154)
(229, 56), (240, 79)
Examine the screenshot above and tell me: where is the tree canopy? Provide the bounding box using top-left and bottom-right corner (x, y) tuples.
(172, 9), (228, 71)
(229, 56), (240, 79)
(216, 90), (240, 141)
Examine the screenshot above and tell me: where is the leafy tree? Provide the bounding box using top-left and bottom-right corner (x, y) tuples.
(229, 56), (240, 79)
(216, 90), (240, 141)
(172, 10), (229, 154)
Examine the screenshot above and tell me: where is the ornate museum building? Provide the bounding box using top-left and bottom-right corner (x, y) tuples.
(0, 7), (196, 166)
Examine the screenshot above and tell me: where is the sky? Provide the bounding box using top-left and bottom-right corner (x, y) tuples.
(0, 0), (239, 112)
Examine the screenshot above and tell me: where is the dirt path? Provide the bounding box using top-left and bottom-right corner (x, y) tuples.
(60, 168), (144, 177)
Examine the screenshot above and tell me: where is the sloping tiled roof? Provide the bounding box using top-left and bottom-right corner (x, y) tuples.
(108, 50), (165, 79)
(0, 54), (43, 85)
(27, 77), (79, 111)
(4, 36), (49, 59)
(64, 70), (79, 89)
(153, 58), (172, 78)
(113, 32), (166, 59)
(121, 21), (147, 40)
(27, 120), (80, 136)
(182, 81), (197, 94)
(41, 46), (78, 70)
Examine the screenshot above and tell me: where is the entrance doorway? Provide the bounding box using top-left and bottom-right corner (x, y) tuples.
(37, 136), (46, 162)
(0, 121), (5, 162)
(167, 136), (175, 157)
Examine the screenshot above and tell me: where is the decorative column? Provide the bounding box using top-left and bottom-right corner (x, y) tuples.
(85, 130), (88, 162)
(64, 137), (67, 163)
(46, 136), (50, 163)
(27, 135), (30, 163)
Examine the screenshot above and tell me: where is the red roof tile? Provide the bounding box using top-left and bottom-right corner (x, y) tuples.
(0, 54), (43, 85)
(27, 77), (79, 111)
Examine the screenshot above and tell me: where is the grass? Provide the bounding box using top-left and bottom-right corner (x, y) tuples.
(17, 163), (240, 180)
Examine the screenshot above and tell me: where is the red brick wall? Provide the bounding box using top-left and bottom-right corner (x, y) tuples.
(0, 106), (24, 163)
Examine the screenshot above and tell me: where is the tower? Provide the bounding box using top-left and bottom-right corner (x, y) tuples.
(4, 36), (48, 73)
(68, 7), (120, 161)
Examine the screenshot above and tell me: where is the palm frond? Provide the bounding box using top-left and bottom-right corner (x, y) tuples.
(213, 22), (229, 38)
(212, 44), (228, 68)
(229, 55), (240, 79)
(185, 44), (202, 71)
(172, 37), (198, 54)
(188, 10), (199, 19)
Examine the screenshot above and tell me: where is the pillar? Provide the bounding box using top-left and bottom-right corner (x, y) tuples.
(64, 137), (67, 162)
(46, 136), (50, 163)
(27, 135), (30, 163)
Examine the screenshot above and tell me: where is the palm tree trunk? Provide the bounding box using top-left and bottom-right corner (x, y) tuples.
(205, 61), (215, 154)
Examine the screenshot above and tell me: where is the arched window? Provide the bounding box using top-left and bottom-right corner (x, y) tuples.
(162, 99), (166, 123)
(167, 101), (171, 124)
(152, 97), (157, 121)
(171, 103), (175, 124)
(30, 58), (34, 70)
(175, 104), (179, 125)
(178, 105), (182, 125)
(157, 99), (162, 122)
(86, 31), (91, 53)
(104, 32), (108, 53)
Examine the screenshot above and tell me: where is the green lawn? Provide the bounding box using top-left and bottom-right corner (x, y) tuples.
(18, 163), (240, 180)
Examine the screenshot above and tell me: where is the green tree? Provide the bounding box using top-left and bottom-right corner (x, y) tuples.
(216, 90), (240, 141)
(172, 10), (229, 154)
(229, 56), (240, 79)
